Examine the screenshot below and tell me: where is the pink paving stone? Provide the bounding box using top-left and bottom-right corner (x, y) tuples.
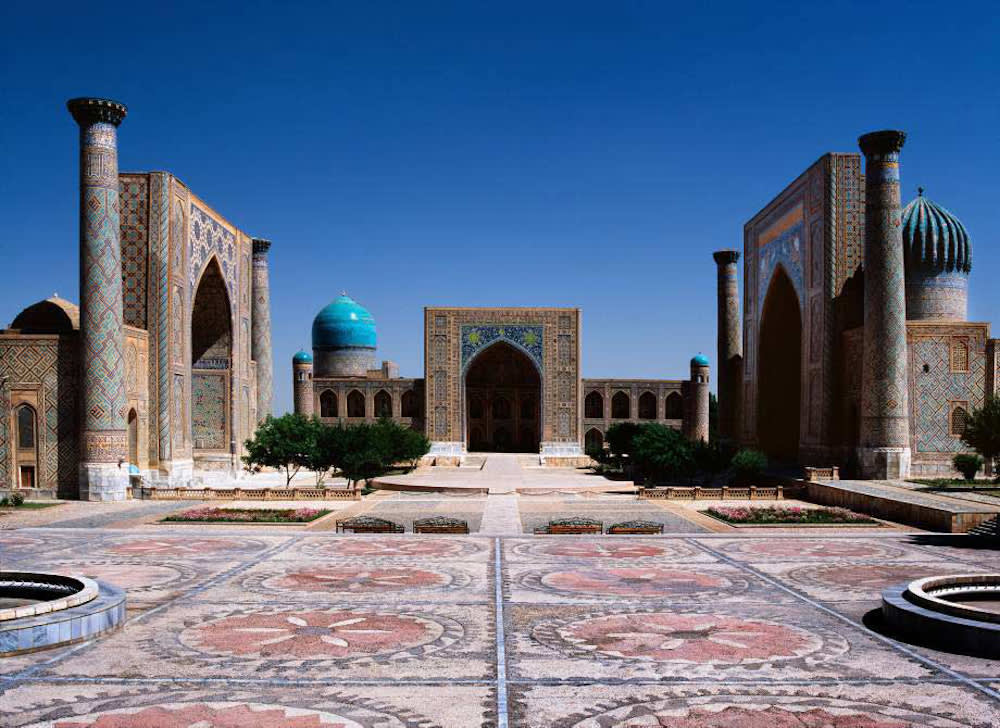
(728, 539), (904, 559)
(559, 612), (821, 663)
(310, 538), (469, 558)
(108, 537), (253, 556)
(267, 566), (450, 593)
(531, 542), (668, 559)
(593, 706), (917, 727)
(51, 703), (355, 727)
(542, 568), (730, 597)
(791, 563), (961, 591)
(69, 563), (183, 590)
(187, 609), (439, 658)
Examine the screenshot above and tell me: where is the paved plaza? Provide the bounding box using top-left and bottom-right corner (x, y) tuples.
(1, 494), (999, 727)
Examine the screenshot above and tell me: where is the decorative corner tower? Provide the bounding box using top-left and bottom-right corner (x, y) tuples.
(685, 354), (711, 443)
(901, 189), (972, 321)
(251, 238), (274, 421)
(67, 97), (129, 501)
(293, 350), (314, 417)
(712, 249), (742, 442)
(858, 129), (911, 479)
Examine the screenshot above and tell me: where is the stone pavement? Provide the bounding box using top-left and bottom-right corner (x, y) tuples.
(2, 517), (999, 727)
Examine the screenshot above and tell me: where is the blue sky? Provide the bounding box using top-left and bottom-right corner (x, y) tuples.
(2, 1), (998, 414)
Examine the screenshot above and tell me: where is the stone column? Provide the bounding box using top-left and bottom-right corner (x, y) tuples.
(251, 238), (273, 422)
(685, 357), (711, 443)
(67, 97), (129, 501)
(293, 354), (314, 417)
(858, 130), (911, 479)
(713, 249), (742, 442)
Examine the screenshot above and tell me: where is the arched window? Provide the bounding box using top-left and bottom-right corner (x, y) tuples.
(16, 405), (35, 450)
(951, 404), (970, 436)
(493, 396), (511, 420)
(611, 391), (630, 419)
(520, 395), (535, 420)
(665, 392), (683, 419)
(585, 427), (604, 453)
(320, 390), (338, 418)
(374, 390), (392, 418)
(638, 392), (657, 419)
(585, 391), (603, 419)
(401, 390), (418, 418)
(347, 390), (365, 418)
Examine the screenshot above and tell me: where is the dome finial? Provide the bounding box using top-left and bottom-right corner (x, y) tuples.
(918, 186), (924, 197)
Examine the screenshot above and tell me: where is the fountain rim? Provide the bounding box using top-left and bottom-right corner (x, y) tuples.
(0, 571), (99, 622)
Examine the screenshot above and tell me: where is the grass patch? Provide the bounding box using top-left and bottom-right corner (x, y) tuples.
(163, 507), (330, 523)
(909, 478), (1000, 489)
(704, 505), (877, 525)
(0, 499), (61, 509)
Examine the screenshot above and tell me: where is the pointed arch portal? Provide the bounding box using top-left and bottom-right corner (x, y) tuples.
(191, 259), (232, 452)
(757, 267), (802, 461)
(465, 341), (540, 452)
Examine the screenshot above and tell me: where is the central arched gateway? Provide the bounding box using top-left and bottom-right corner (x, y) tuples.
(757, 267), (802, 461)
(465, 341), (540, 452)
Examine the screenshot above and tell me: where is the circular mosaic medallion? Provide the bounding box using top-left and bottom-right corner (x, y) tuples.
(181, 608), (453, 661)
(108, 537), (265, 557)
(564, 694), (973, 727)
(302, 537), (483, 559)
(252, 566), (456, 595)
(523, 567), (745, 601)
(43, 702), (359, 727)
(535, 611), (825, 664)
(512, 540), (685, 560)
(47, 560), (197, 593)
(787, 563), (959, 596)
(722, 539), (907, 561)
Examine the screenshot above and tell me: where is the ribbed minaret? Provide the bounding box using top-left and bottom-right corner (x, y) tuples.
(293, 350), (314, 417)
(251, 238), (274, 422)
(858, 130), (911, 479)
(68, 97), (130, 501)
(685, 355), (711, 443)
(712, 249), (742, 442)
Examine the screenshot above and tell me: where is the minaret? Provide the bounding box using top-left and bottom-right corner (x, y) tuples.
(251, 238), (274, 421)
(858, 130), (911, 479)
(685, 355), (711, 443)
(293, 351), (314, 417)
(67, 97), (129, 501)
(712, 249), (742, 442)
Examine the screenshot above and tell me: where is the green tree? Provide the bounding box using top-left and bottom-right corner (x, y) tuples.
(961, 396), (1000, 478)
(730, 448), (768, 486)
(632, 424), (695, 484)
(242, 414), (314, 486)
(303, 418), (343, 486)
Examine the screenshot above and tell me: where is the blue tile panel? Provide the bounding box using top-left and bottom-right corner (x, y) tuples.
(460, 325), (544, 371)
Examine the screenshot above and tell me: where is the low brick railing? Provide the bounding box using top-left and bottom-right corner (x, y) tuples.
(137, 486), (360, 501)
(804, 466), (840, 482)
(638, 486), (783, 501)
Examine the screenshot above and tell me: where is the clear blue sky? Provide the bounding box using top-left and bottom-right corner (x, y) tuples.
(2, 1), (998, 415)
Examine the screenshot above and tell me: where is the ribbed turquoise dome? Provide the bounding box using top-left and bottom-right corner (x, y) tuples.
(691, 353), (710, 367)
(311, 295), (376, 351)
(902, 190), (971, 274)
(292, 349), (313, 364)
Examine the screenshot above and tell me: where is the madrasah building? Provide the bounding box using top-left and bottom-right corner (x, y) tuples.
(0, 97), (995, 500)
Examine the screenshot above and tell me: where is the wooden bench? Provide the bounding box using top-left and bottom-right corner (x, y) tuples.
(413, 516), (470, 534)
(607, 520), (664, 534)
(335, 516), (404, 533)
(536, 517), (603, 535)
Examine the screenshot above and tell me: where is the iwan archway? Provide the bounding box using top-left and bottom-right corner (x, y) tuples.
(190, 258), (233, 463)
(465, 341), (540, 452)
(757, 266), (802, 461)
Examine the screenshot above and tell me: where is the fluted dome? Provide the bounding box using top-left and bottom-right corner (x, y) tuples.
(311, 295), (376, 351)
(691, 353), (710, 367)
(292, 349), (313, 364)
(902, 190), (971, 274)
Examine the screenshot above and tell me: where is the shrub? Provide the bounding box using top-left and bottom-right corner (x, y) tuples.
(953, 453), (984, 482)
(961, 396), (1000, 477)
(730, 448), (768, 485)
(10, 492), (24, 507)
(632, 424), (695, 483)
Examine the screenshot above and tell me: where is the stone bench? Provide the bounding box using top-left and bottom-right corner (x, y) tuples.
(413, 517), (469, 534)
(335, 516), (404, 534)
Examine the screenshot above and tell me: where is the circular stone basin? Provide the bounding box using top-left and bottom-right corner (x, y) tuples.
(882, 573), (1000, 656)
(0, 571), (125, 656)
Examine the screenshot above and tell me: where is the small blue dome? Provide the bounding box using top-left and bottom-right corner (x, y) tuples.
(293, 349), (313, 364)
(691, 353), (710, 367)
(902, 190), (971, 274)
(311, 294), (376, 351)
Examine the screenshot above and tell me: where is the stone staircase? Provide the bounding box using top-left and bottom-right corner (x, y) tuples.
(967, 516), (999, 538)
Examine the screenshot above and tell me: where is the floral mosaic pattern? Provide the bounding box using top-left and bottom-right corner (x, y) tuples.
(261, 566), (452, 594)
(520, 567), (746, 601)
(460, 325), (544, 371)
(52, 703), (356, 728)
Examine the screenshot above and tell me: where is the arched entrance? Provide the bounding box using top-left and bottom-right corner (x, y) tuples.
(465, 341), (540, 452)
(127, 409), (138, 467)
(191, 259), (232, 454)
(757, 267), (802, 461)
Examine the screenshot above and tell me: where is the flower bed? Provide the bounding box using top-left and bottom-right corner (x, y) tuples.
(704, 505), (877, 525)
(162, 507), (330, 523)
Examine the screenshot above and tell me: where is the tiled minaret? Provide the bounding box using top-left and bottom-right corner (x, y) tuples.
(67, 97), (129, 500)
(685, 355), (711, 443)
(293, 350), (314, 417)
(712, 249), (742, 442)
(858, 130), (911, 479)
(251, 238), (274, 422)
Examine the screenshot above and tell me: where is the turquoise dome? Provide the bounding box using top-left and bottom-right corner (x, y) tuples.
(902, 189), (971, 274)
(311, 294), (376, 351)
(292, 349), (313, 364)
(691, 353), (710, 367)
